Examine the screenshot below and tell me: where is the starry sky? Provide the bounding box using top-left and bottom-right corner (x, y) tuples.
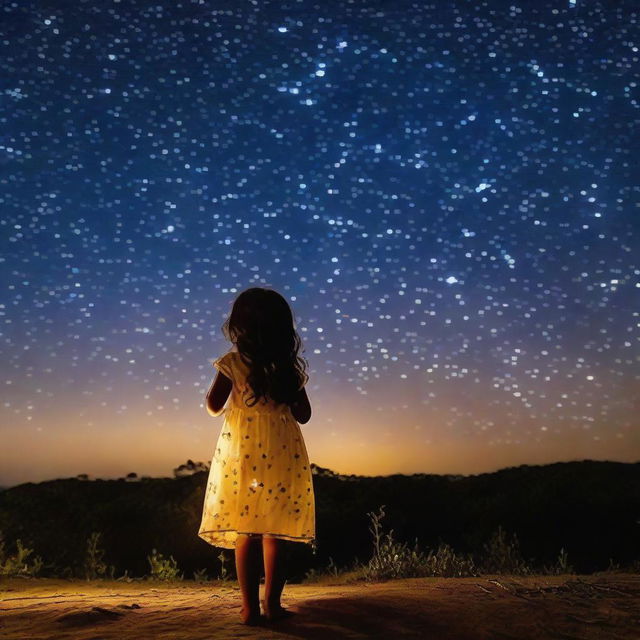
(1, 0), (638, 488)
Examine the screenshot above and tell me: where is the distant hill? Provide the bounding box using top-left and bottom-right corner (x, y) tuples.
(0, 460), (638, 580)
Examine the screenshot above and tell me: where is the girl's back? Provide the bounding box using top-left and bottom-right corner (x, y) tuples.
(216, 348), (299, 414)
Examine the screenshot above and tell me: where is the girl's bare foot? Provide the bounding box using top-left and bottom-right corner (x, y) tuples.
(261, 599), (296, 622)
(267, 606), (295, 622)
(240, 606), (265, 626)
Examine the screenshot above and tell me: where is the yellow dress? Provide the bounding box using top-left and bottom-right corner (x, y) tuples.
(198, 350), (316, 549)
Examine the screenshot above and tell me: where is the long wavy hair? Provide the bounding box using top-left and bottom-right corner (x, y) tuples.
(221, 287), (309, 407)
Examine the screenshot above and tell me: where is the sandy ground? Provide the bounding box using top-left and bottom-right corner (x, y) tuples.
(1, 573), (639, 639)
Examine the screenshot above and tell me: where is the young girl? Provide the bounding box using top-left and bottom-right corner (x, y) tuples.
(198, 287), (316, 626)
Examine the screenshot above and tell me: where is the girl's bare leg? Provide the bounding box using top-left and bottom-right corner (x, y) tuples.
(234, 534), (262, 623)
(262, 536), (288, 618)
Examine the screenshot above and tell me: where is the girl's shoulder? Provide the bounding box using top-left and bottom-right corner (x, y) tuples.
(213, 350), (236, 380)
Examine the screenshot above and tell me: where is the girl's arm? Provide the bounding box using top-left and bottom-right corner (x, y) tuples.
(289, 387), (311, 424)
(205, 372), (232, 417)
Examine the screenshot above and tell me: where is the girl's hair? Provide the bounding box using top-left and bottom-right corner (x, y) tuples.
(221, 287), (309, 407)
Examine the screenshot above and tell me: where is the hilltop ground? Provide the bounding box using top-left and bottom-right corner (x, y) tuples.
(1, 573), (638, 639)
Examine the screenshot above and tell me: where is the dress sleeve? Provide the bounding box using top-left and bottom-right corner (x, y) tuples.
(213, 352), (234, 382)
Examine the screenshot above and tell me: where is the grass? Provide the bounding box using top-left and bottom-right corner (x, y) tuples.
(302, 505), (638, 584)
(2, 505), (638, 583)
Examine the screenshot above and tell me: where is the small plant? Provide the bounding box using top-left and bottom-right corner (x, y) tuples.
(477, 525), (532, 576)
(363, 504), (402, 580)
(193, 567), (210, 582)
(0, 532), (43, 577)
(557, 547), (573, 574)
(421, 542), (478, 578)
(361, 505), (478, 581)
(606, 557), (621, 572)
(84, 531), (111, 580)
(303, 567), (318, 582)
(325, 556), (339, 577)
(542, 547), (574, 575)
(303, 556), (342, 583)
(146, 548), (183, 581)
(217, 550), (230, 580)
(116, 569), (133, 582)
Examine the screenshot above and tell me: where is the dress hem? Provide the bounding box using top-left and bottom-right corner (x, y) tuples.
(198, 529), (315, 548)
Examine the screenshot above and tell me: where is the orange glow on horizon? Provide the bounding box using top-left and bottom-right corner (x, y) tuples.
(1, 396), (637, 488)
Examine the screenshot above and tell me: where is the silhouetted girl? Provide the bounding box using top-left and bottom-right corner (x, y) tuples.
(199, 287), (315, 626)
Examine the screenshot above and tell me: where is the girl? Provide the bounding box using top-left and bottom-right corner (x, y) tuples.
(198, 287), (316, 626)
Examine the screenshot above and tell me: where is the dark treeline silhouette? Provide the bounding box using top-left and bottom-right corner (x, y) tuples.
(0, 460), (638, 581)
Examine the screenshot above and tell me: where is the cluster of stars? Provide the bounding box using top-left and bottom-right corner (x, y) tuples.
(0, 0), (637, 482)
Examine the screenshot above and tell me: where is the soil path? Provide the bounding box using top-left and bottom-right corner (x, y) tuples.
(1, 573), (638, 639)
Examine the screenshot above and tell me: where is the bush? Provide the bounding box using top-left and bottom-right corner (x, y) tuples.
(542, 547), (575, 575)
(606, 557), (621, 572)
(421, 541), (478, 578)
(83, 531), (113, 580)
(217, 550), (231, 581)
(303, 556), (341, 583)
(476, 525), (532, 576)
(361, 505), (478, 581)
(192, 567), (210, 582)
(0, 531), (43, 577)
(146, 548), (183, 581)
(362, 505), (424, 581)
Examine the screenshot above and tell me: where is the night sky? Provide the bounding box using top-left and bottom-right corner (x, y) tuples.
(1, 0), (638, 488)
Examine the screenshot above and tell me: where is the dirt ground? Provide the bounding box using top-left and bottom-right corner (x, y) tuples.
(1, 573), (639, 639)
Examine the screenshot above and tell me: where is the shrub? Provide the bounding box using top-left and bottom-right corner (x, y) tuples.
(83, 531), (112, 580)
(542, 547), (574, 575)
(193, 567), (210, 582)
(146, 548), (183, 581)
(421, 541), (478, 578)
(217, 550), (230, 581)
(361, 505), (478, 581)
(0, 531), (43, 577)
(303, 556), (341, 583)
(477, 525), (532, 576)
(116, 569), (134, 582)
(606, 557), (621, 572)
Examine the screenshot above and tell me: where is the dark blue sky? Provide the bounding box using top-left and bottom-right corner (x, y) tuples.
(1, 0), (638, 486)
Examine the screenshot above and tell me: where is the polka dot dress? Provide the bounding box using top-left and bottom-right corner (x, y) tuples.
(198, 350), (316, 549)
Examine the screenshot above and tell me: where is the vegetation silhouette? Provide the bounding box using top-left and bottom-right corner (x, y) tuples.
(0, 460), (638, 581)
